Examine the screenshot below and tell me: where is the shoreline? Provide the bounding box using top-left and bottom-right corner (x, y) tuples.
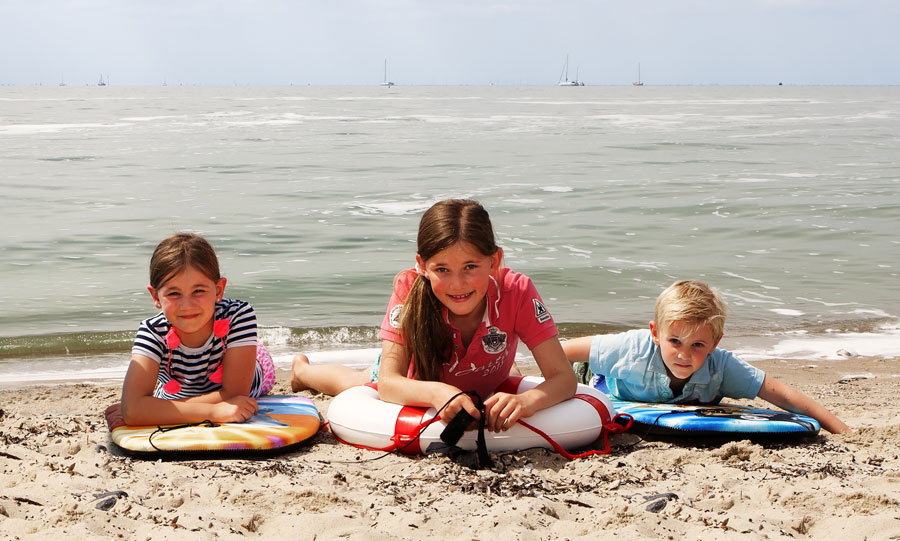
(3, 329), (900, 390)
(2, 357), (899, 539)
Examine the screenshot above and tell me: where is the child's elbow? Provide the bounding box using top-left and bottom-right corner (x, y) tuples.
(561, 368), (578, 398)
(119, 403), (138, 425)
(119, 396), (146, 425)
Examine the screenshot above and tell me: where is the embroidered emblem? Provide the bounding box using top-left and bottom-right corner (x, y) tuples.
(533, 299), (551, 323)
(482, 326), (508, 354)
(389, 304), (403, 328)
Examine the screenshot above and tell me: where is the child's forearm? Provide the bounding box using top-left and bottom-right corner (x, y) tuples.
(519, 370), (578, 416)
(560, 336), (594, 363)
(121, 395), (224, 425)
(781, 397), (849, 434)
(377, 374), (457, 411)
(757, 375), (850, 434)
(529, 336), (578, 413)
(807, 405), (851, 434)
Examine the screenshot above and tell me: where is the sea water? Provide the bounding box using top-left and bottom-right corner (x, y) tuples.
(1, 85), (898, 383)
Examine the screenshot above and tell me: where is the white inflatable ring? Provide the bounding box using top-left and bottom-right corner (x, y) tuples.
(327, 376), (620, 455)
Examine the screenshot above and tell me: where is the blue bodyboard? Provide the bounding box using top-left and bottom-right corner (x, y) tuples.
(612, 399), (820, 439)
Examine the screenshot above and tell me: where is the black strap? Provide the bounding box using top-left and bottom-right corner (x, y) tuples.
(469, 392), (494, 469)
(148, 420), (216, 453)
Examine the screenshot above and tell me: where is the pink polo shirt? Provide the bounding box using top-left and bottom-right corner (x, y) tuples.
(378, 267), (559, 399)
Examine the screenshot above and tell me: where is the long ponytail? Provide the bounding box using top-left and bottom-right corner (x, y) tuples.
(399, 199), (498, 382)
(400, 275), (449, 381)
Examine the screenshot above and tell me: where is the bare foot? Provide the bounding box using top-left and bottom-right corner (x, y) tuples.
(290, 353), (311, 392)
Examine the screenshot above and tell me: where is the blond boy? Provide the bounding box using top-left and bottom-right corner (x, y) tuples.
(564, 280), (849, 434)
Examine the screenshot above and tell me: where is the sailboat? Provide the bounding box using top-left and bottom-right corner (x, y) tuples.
(558, 55), (584, 86)
(632, 63), (644, 86)
(97, 75), (107, 87)
(380, 59), (394, 87)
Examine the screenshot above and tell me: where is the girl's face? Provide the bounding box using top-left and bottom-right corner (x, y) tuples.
(650, 320), (721, 384)
(148, 266), (226, 348)
(417, 241), (502, 326)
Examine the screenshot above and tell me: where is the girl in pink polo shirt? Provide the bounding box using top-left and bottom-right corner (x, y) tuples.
(291, 199), (576, 432)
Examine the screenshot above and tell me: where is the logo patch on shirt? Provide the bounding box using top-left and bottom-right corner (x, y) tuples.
(482, 326), (508, 354)
(533, 299), (551, 323)
(389, 305), (403, 328)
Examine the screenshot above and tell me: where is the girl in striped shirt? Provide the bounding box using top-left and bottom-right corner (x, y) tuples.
(105, 233), (275, 429)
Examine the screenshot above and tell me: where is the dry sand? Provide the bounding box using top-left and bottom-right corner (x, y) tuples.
(1, 356), (899, 540)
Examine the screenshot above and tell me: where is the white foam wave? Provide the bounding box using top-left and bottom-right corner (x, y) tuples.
(226, 119), (303, 127)
(722, 271), (763, 283)
(0, 122), (130, 134)
(349, 200), (437, 216)
(775, 173), (819, 178)
(0, 365), (127, 384)
(795, 297), (858, 308)
(504, 199), (543, 204)
(736, 323), (900, 362)
(770, 308), (804, 316)
(121, 115), (184, 122)
(725, 292), (782, 305)
(304, 348), (381, 368)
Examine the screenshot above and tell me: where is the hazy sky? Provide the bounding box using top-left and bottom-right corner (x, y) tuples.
(2, 0), (898, 86)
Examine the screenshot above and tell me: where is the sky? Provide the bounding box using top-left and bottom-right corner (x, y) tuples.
(1, 0), (898, 86)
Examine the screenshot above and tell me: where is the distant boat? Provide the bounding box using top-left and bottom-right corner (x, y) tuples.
(97, 75), (107, 87)
(380, 59), (394, 87)
(558, 55), (584, 86)
(632, 63), (644, 86)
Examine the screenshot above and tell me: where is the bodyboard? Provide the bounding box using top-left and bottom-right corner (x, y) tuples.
(110, 395), (321, 459)
(611, 399), (820, 440)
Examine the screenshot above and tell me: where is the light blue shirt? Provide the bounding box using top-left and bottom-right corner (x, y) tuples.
(588, 329), (765, 404)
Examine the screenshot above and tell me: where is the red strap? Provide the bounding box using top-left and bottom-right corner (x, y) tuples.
(331, 431), (398, 453)
(573, 393), (610, 418)
(515, 393), (634, 460)
(331, 405), (438, 455)
(331, 383), (437, 454)
(392, 406), (432, 455)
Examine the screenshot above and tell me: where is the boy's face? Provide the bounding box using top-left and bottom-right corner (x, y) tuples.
(649, 320), (722, 384)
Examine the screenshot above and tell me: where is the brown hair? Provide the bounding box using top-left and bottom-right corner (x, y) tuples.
(149, 233), (221, 290)
(400, 199), (499, 381)
(654, 280), (727, 340)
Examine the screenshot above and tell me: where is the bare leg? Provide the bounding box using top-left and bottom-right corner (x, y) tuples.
(290, 353), (371, 396)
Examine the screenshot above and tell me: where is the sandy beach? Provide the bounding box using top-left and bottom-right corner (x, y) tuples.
(1, 356), (898, 540)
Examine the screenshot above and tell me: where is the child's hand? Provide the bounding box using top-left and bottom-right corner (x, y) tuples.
(211, 396), (259, 423)
(437, 389), (481, 428)
(104, 403), (126, 430)
(483, 392), (535, 432)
